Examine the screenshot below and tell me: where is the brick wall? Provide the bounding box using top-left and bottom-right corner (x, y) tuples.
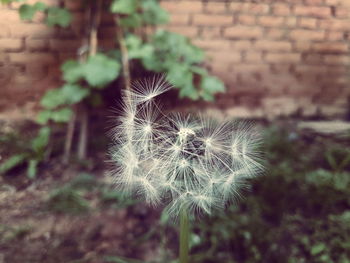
(1, 0), (350, 120)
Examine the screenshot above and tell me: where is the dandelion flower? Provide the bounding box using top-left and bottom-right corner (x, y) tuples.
(108, 77), (263, 218)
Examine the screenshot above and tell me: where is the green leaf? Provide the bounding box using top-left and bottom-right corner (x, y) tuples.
(125, 34), (154, 59)
(31, 127), (50, 153)
(200, 91), (215, 102)
(61, 84), (90, 104)
(50, 108), (72, 123)
(40, 84), (89, 109)
(46, 7), (71, 27)
(62, 60), (84, 83)
(119, 14), (142, 28)
(0, 154), (27, 174)
(141, 0), (169, 25)
(201, 75), (225, 93)
(19, 2), (46, 20)
(40, 89), (66, 109)
(36, 110), (52, 125)
(167, 64), (192, 87)
(83, 54), (120, 87)
(191, 66), (207, 76)
(179, 83), (199, 100)
(311, 243), (326, 255)
(33, 2), (46, 11)
(27, 159), (38, 179)
(110, 0), (138, 14)
(19, 4), (37, 20)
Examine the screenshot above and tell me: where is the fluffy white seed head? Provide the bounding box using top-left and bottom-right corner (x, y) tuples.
(108, 77), (264, 217)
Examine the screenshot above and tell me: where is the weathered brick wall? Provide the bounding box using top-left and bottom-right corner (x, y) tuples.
(1, 0), (350, 120)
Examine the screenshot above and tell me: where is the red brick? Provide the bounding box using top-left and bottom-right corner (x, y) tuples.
(160, 1), (203, 13)
(26, 39), (48, 51)
(294, 6), (331, 18)
(100, 12), (115, 26)
(9, 24), (56, 38)
(99, 39), (116, 50)
(303, 54), (323, 64)
(207, 51), (242, 63)
(170, 14), (190, 25)
(58, 52), (75, 62)
(319, 20), (350, 31)
(265, 53), (301, 63)
(244, 52), (262, 62)
(193, 39), (231, 50)
(0, 39), (23, 51)
(232, 40), (253, 50)
(230, 3), (270, 14)
(0, 23), (10, 37)
(26, 65), (48, 81)
(311, 42), (349, 53)
(11, 0), (58, 8)
(289, 29), (325, 40)
(64, 0), (83, 11)
(1, 10), (21, 22)
(237, 15), (256, 25)
(165, 26), (198, 37)
(255, 40), (292, 51)
(211, 61), (230, 77)
(99, 27), (116, 39)
(200, 27), (222, 38)
(258, 16), (285, 27)
(205, 2), (227, 13)
(9, 53), (56, 65)
(265, 29), (286, 39)
(295, 64), (346, 74)
(193, 14), (233, 25)
(335, 8), (349, 19)
(298, 18), (318, 29)
(273, 4), (291, 16)
(286, 17), (297, 27)
(224, 26), (263, 39)
(49, 39), (81, 51)
(324, 0), (342, 5)
(323, 55), (350, 65)
(293, 41), (311, 51)
(326, 31), (344, 41)
(231, 64), (269, 73)
(304, 0), (323, 5)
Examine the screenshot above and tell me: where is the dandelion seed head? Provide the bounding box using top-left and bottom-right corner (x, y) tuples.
(108, 76), (264, 218)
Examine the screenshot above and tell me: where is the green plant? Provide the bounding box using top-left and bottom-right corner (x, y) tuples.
(0, 127), (50, 179)
(46, 173), (96, 214)
(0, 0), (225, 171)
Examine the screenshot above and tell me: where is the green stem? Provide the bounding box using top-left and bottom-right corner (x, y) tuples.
(179, 208), (189, 263)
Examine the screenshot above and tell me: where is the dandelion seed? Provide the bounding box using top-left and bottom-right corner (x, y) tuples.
(108, 76), (264, 218)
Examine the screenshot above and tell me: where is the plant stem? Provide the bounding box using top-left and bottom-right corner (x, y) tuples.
(115, 15), (131, 92)
(179, 208), (189, 263)
(63, 106), (76, 164)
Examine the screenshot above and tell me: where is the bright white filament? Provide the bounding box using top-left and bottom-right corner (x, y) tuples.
(108, 77), (263, 217)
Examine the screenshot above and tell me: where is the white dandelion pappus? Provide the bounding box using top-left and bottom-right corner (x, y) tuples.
(108, 77), (263, 217)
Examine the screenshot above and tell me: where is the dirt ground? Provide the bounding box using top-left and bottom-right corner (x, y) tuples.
(0, 161), (171, 263)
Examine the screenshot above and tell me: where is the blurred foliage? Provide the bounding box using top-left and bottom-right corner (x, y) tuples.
(0, 127), (50, 179)
(1, 125), (350, 262)
(184, 127), (350, 263)
(46, 173), (137, 214)
(0, 224), (32, 244)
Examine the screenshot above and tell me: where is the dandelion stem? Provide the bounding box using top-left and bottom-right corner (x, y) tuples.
(179, 208), (189, 263)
